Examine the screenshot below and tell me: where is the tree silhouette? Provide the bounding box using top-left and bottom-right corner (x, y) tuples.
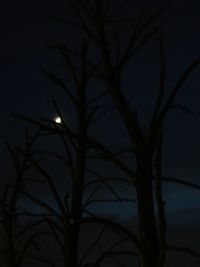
(1, 1), (200, 267)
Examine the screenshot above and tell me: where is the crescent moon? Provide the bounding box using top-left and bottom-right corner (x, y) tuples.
(54, 116), (62, 124)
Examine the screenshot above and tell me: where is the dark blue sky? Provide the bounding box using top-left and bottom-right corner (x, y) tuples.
(0, 0), (200, 217)
(0, 1), (200, 266)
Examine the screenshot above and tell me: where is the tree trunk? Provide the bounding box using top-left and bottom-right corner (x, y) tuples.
(136, 157), (159, 267)
(63, 93), (87, 267)
(64, 223), (80, 267)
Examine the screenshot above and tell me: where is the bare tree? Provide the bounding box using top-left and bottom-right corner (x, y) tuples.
(11, 36), (137, 267)
(5, 1), (200, 267)
(0, 132), (55, 267)
(45, 1), (200, 267)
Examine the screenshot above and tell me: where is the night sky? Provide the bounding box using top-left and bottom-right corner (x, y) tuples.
(0, 0), (200, 266)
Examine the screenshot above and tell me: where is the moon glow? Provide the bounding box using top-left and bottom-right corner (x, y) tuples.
(54, 116), (62, 124)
